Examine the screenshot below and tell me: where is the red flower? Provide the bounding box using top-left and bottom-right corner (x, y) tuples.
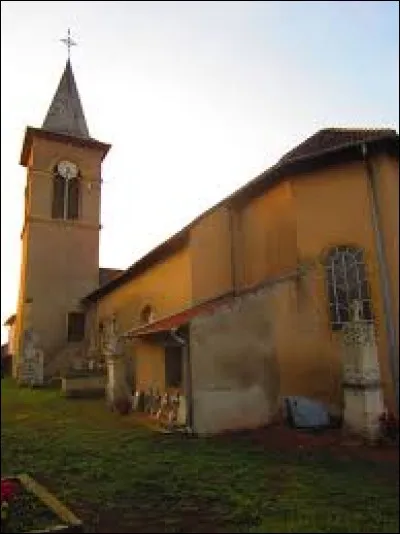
(1, 480), (18, 503)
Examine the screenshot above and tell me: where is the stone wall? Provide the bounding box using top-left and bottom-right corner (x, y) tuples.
(190, 286), (280, 435)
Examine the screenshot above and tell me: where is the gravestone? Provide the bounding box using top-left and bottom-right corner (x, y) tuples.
(19, 329), (44, 386)
(341, 300), (384, 441)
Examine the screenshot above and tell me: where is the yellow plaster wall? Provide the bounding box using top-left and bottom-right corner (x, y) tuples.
(134, 340), (165, 392)
(88, 155), (398, 416)
(290, 158), (397, 411)
(373, 155), (399, 349)
(235, 181), (298, 290)
(190, 206), (234, 304)
(92, 246), (192, 389)
(95, 246), (192, 333)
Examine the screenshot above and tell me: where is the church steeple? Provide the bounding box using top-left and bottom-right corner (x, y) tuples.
(42, 59), (90, 139)
(15, 34), (111, 382)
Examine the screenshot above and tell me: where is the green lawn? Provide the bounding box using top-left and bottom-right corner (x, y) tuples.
(1, 378), (398, 533)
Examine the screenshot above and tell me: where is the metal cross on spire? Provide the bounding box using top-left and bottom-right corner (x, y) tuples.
(60, 28), (77, 59)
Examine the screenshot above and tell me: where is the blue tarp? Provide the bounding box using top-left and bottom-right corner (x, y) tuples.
(284, 396), (330, 428)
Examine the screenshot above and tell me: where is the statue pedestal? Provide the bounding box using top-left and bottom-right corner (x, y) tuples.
(342, 322), (384, 441)
(106, 355), (132, 411)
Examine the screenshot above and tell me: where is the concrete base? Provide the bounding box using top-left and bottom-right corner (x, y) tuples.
(343, 387), (384, 441)
(341, 320), (385, 442)
(193, 385), (272, 436)
(61, 375), (106, 398)
(106, 356), (132, 410)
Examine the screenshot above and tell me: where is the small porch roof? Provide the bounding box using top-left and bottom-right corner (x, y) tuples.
(123, 294), (232, 340)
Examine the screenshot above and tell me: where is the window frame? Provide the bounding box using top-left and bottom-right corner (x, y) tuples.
(165, 345), (183, 389)
(52, 165), (81, 221)
(140, 304), (155, 324)
(324, 245), (373, 331)
(67, 312), (86, 343)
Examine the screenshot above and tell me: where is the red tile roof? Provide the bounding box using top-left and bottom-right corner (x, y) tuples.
(124, 295), (232, 338)
(278, 128), (397, 164)
(99, 267), (124, 287)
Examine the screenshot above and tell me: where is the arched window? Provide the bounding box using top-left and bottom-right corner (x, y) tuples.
(51, 165), (80, 220)
(140, 305), (154, 324)
(52, 172), (65, 219)
(67, 177), (80, 219)
(324, 245), (373, 330)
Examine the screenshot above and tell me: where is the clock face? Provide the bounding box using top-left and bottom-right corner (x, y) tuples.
(57, 160), (78, 179)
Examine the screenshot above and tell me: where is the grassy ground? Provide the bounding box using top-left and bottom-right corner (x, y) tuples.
(1, 378), (398, 533)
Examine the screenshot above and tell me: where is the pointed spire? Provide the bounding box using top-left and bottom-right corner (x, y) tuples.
(42, 59), (90, 139)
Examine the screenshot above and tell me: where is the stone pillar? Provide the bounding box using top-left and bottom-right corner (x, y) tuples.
(17, 300), (32, 382)
(103, 318), (132, 412)
(106, 354), (132, 410)
(177, 394), (187, 426)
(18, 329), (44, 387)
(341, 301), (384, 441)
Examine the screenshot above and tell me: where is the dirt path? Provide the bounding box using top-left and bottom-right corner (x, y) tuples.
(217, 423), (399, 464)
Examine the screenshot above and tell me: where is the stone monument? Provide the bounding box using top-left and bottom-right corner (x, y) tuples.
(341, 300), (384, 441)
(104, 318), (132, 412)
(19, 329), (44, 387)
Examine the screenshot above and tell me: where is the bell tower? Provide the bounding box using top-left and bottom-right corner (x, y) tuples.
(13, 49), (111, 380)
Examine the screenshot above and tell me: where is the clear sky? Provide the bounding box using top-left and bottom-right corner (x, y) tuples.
(1, 1), (399, 344)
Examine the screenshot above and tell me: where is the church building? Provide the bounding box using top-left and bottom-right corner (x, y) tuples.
(7, 58), (399, 436)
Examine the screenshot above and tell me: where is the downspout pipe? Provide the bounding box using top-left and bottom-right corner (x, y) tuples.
(361, 142), (399, 413)
(228, 205), (237, 296)
(170, 328), (194, 433)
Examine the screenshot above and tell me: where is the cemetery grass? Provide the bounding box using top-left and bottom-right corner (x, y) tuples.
(2, 476), (61, 533)
(1, 379), (399, 533)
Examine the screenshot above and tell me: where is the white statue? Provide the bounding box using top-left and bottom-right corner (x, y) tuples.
(20, 329), (44, 386)
(351, 299), (363, 323)
(24, 332), (35, 360)
(103, 317), (121, 358)
(103, 316), (132, 412)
